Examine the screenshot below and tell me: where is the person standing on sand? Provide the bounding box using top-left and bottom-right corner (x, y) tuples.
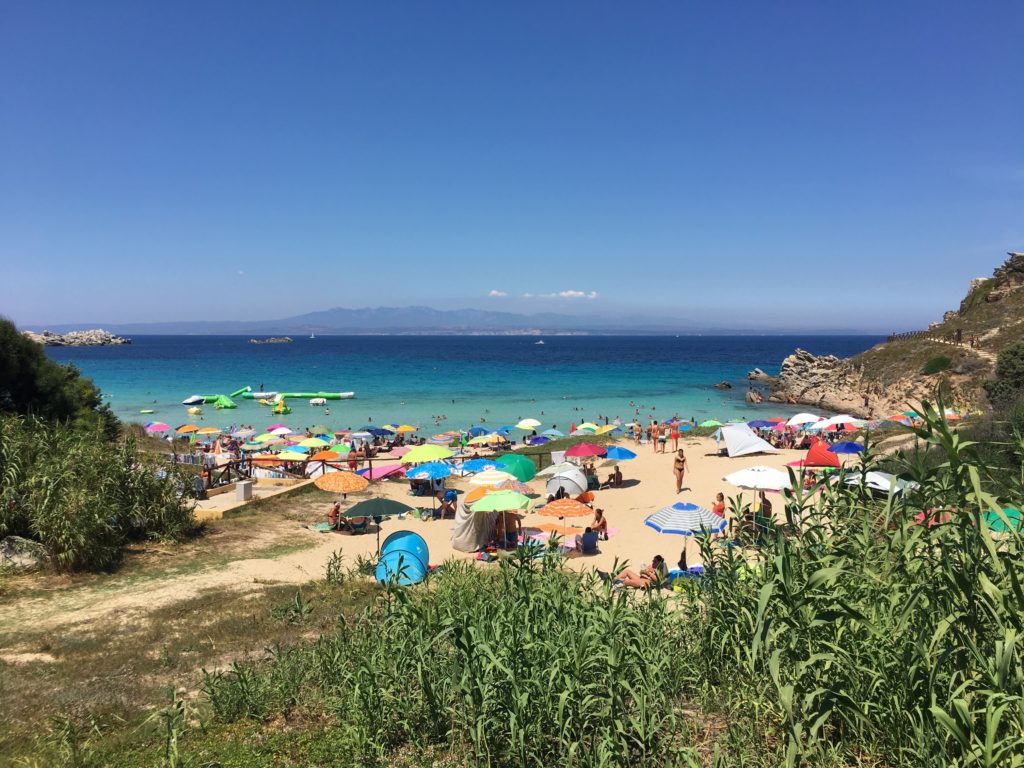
(670, 421), (680, 452)
(673, 449), (688, 493)
(650, 421), (660, 453)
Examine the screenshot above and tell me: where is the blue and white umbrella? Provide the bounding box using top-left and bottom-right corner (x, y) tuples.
(645, 502), (728, 536)
(462, 458), (499, 473)
(406, 462), (453, 481)
(605, 446), (637, 461)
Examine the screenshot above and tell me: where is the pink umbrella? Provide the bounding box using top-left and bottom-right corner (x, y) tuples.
(357, 464), (407, 481)
(267, 423), (289, 431)
(145, 421), (171, 432)
(565, 442), (607, 458)
(389, 445), (411, 457)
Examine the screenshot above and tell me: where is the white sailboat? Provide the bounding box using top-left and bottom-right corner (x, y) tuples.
(309, 332), (316, 339)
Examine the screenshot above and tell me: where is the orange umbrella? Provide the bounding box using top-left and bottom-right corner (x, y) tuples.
(176, 424), (199, 434)
(251, 453), (280, 467)
(535, 522), (585, 536)
(575, 491), (596, 504)
(314, 471), (370, 494)
(465, 485), (500, 504)
(309, 450), (340, 461)
(536, 498), (592, 518)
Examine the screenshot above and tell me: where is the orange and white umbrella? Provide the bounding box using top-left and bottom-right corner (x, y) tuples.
(314, 471), (369, 494)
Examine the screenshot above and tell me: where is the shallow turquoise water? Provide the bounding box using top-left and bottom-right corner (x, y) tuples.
(45, 335), (880, 433)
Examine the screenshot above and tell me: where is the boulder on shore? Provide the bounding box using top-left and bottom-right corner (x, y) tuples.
(22, 329), (131, 346)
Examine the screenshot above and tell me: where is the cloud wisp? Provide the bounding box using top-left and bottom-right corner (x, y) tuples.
(487, 289), (508, 297)
(521, 290), (599, 300)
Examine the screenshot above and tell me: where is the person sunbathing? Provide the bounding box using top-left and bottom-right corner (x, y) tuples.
(604, 465), (623, 488)
(327, 501), (342, 530)
(617, 555), (667, 589)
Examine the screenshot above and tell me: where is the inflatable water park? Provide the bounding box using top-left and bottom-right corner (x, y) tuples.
(179, 386), (355, 412)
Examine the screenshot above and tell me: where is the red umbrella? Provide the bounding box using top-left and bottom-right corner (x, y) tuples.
(915, 508), (953, 528)
(565, 443), (606, 458)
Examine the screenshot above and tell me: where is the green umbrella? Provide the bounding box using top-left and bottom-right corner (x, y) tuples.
(984, 507), (1023, 533)
(699, 420), (723, 428)
(495, 453), (536, 482)
(345, 497), (416, 551)
(329, 444), (350, 454)
(470, 491), (531, 513)
(310, 424), (331, 435)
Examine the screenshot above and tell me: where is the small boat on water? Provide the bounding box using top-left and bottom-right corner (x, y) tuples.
(309, 397), (327, 406)
(187, 406), (203, 415)
(309, 332), (316, 339)
(535, 340), (545, 345)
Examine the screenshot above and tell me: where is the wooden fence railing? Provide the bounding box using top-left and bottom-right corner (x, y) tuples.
(887, 329), (966, 346)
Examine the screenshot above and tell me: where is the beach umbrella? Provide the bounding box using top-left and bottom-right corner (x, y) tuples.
(365, 428), (393, 437)
(267, 423), (289, 431)
(841, 471), (916, 494)
(357, 464), (407, 481)
(461, 458), (498, 473)
(542, 429), (565, 437)
(470, 469), (515, 486)
(565, 443), (606, 458)
(298, 437), (329, 448)
(250, 453), (280, 466)
(604, 446), (637, 461)
(395, 425), (417, 433)
(537, 461), (578, 477)
(724, 466), (790, 491)
(495, 453), (536, 482)
(176, 424), (200, 434)
(786, 413), (823, 427)
(270, 426), (293, 436)
(498, 478), (534, 495)
(310, 424), (331, 435)
(645, 502), (728, 536)
(526, 436), (552, 446)
(467, 426), (488, 437)
(309, 450), (340, 461)
(344, 497), (416, 551)
(145, 422), (171, 432)
(537, 498), (592, 519)
(747, 420), (774, 429)
(698, 420), (723, 428)
(468, 433), (509, 445)
(401, 444), (454, 465)
(196, 427), (221, 435)
(471, 491), (531, 513)
(278, 451), (310, 461)
(465, 485), (500, 504)
(350, 431), (373, 440)
(283, 444), (310, 452)
(546, 468), (587, 497)
(577, 422), (599, 431)
(595, 424), (621, 435)
(231, 428), (256, 438)
(516, 418), (542, 429)
(314, 471), (370, 494)
(984, 507), (1023, 533)
(406, 462), (453, 481)
(328, 443), (351, 454)
(241, 442), (263, 451)
(828, 442), (865, 454)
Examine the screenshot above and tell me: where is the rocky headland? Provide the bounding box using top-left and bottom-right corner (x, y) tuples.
(23, 329), (131, 346)
(769, 251), (1024, 417)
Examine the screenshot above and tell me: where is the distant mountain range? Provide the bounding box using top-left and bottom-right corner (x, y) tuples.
(24, 305), (873, 336)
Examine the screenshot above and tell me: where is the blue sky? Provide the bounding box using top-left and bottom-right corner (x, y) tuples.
(1, 2), (1022, 331)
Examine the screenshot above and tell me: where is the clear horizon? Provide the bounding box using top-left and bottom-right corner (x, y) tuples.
(2, 2), (1022, 331)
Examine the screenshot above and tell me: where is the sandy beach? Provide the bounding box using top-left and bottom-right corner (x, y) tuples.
(311, 433), (829, 574)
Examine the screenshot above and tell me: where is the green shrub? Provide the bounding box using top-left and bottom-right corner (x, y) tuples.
(922, 355), (951, 375)
(0, 415), (196, 571)
(984, 341), (1024, 406)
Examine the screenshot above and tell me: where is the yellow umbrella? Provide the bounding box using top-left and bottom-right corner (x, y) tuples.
(314, 472), (370, 494)
(595, 424), (618, 435)
(196, 427), (221, 435)
(395, 425), (417, 433)
(278, 451), (309, 461)
(298, 437), (329, 448)
(468, 433), (509, 445)
(516, 418), (542, 429)
(577, 423), (599, 431)
(253, 433), (279, 443)
(176, 424), (199, 434)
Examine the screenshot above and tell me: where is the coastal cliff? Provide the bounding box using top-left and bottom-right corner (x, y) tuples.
(23, 329), (131, 346)
(770, 251), (1024, 417)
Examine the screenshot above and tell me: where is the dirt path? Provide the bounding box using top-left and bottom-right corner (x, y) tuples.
(0, 519), (340, 636)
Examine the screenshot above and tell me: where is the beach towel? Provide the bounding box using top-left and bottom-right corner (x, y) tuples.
(308, 522), (335, 532)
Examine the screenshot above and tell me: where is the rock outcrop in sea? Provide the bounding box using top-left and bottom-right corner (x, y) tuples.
(23, 329), (131, 346)
(769, 251), (1024, 417)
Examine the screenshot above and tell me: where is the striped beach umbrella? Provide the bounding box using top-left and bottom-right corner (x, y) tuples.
(645, 502), (728, 536)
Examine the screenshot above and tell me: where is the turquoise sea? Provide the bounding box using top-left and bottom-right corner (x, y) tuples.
(45, 335), (881, 433)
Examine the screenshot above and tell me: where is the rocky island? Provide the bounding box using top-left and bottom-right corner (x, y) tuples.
(23, 329), (131, 346)
(768, 251), (1023, 417)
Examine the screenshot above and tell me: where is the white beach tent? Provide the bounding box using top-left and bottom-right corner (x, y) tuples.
(786, 412), (824, 427)
(721, 424), (779, 458)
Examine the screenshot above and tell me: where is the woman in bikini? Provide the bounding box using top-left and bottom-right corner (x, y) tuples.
(673, 449), (688, 493)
